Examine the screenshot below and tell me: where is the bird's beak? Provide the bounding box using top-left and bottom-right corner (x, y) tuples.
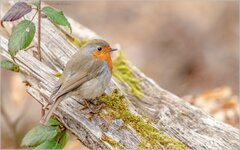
(109, 48), (118, 52)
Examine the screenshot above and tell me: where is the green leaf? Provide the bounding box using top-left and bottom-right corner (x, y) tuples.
(35, 139), (61, 150)
(0, 59), (19, 72)
(48, 118), (62, 126)
(42, 6), (71, 32)
(30, 0), (39, 7)
(8, 20), (35, 57)
(21, 125), (57, 147)
(58, 130), (69, 148)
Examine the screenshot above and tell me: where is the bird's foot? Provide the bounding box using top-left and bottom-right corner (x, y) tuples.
(88, 103), (105, 119)
(79, 100), (93, 111)
(80, 99), (105, 119)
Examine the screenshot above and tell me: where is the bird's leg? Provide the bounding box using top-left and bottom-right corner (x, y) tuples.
(88, 96), (107, 119)
(80, 98), (104, 118)
(88, 103), (105, 119)
(79, 99), (92, 111)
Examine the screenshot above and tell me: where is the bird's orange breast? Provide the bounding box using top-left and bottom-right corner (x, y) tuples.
(91, 46), (113, 72)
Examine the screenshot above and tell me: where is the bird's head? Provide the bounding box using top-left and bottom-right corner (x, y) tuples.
(82, 39), (117, 71)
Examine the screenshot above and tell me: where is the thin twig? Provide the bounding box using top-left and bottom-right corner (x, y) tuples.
(13, 98), (29, 125)
(24, 45), (37, 51)
(30, 10), (38, 22)
(1, 95), (30, 148)
(52, 22), (75, 41)
(9, 10), (38, 63)
(0, 99), (18, 147)
(41, 103), (46, 117)
(37, 0), (42, 61)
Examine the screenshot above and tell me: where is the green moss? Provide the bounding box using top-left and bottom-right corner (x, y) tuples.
(101, 133), (124, 150)
(74, 38), (91, 47)
(113, 51), (144, 97)
(53, 72), (62, 78)
(98, 89), (186, 150)
(65, 33), (90, 47)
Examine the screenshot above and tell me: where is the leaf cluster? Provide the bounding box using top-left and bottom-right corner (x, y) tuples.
(21, 118), (69, 149)
(0, 1), (71, 71)
(1, 2), (72, 149)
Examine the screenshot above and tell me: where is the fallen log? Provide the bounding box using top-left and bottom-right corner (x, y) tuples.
(0, 1), (239, 149)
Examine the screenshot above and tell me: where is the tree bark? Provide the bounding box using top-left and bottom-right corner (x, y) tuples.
(0, 1), (239, 150)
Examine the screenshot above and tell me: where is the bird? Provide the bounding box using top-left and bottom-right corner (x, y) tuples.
(41, 39), (117, 125)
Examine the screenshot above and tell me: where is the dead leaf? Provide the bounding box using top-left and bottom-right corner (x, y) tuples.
(182, 86), (239, 127)
(199, 86), (232, 100)
(1, 2), (32, 27)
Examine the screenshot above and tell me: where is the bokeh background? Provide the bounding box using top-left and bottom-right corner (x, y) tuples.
(1, 0), (239, 149)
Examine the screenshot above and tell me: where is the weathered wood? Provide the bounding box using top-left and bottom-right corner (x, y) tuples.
(68, 18), (240, 150)
(1, 4), (181, 149)
(0, 1), (239, 150)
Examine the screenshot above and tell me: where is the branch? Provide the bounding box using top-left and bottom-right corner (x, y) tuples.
(67, 17), (240, 150)
(1, 1), (239, 150)
(37, 0), (42, 61)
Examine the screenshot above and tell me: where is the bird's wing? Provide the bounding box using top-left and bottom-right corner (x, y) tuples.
(50, 54), (105, 102)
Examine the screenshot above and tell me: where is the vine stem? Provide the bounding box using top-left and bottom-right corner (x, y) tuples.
(37, 0), (42, 61)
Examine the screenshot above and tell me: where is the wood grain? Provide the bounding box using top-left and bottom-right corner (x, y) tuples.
(0, 1), (239, 149)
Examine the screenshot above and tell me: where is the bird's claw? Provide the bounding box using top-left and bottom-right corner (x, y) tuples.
(79, 100), (92, 111)
(80, 100), (104, 119)
(88, 104), (105, 120)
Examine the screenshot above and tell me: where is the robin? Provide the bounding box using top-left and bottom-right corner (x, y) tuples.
(41, 39), (117, 125)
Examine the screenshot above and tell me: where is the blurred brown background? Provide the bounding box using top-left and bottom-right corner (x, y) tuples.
(1, 1), (239, 149)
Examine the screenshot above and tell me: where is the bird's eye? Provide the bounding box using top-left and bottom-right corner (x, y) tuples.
(97, 47), (102, 51)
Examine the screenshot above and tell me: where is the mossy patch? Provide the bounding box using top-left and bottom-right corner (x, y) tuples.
(65, 33), (90, 47)
(53, 72), (62, 78)
(113, 51), (144, 97)
(98, 89), (186, 150)
(101, 133), (124, 150)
